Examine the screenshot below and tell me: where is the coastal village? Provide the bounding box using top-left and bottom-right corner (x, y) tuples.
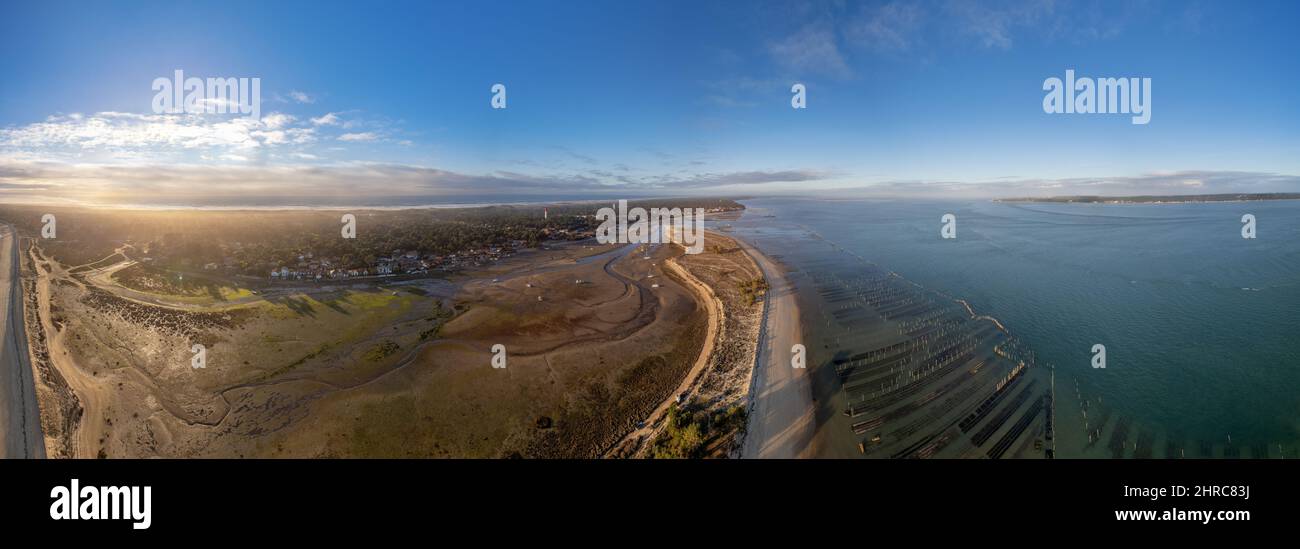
(122, 203), (741, 285)
(263, 242), (523, 281)
(133, 226), (596, 284)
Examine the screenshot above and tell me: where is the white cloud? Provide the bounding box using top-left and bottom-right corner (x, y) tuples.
(0, 111), (320, 156)
(252, 126), (317, 146)
(288, 90), (315, 104)
(337, 132), (378, 142)
(261, 112), (295, 129)
(311, 112), (341, 126)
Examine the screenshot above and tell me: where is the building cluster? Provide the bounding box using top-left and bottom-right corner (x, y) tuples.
(268, 244), (519, 281)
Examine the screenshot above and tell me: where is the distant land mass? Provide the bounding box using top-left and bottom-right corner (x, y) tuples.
(995, 193), (1300, 204)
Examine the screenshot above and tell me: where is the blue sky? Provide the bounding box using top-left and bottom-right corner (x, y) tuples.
(1, 0), (1298, 206)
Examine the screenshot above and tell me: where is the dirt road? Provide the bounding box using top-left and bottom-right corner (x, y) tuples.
(737, 237), (814, 459)
(0, 225), (45, 458)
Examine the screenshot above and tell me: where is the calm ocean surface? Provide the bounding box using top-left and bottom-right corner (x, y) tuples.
(729, 197), (1300, 456)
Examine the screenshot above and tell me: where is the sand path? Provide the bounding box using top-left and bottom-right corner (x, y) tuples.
(606, 245), (721, 456)
(31, 249), (107, 458)
(0, 226), (45, 458)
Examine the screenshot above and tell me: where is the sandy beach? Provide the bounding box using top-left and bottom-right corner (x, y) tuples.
(736, 236), (815, 459)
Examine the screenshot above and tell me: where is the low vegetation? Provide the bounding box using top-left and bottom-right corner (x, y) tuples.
(651, 403), (747, 459)
(364, 339), (401, 362)
(737, 277), (769, 305)
(419, 300), (454, 340)
(112, 263), (249, 301)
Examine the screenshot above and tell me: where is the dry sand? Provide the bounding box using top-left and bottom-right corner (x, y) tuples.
(736, 236), (815, 459)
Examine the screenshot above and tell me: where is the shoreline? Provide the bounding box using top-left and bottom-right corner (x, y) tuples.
(732, 234), (815, 459)
(725, 205), (1054, 458)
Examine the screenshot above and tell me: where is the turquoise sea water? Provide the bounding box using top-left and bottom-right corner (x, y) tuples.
(728, 197), (1300, 456)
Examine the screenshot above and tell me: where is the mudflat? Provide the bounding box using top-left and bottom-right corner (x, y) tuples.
(25, 238), (710, 457)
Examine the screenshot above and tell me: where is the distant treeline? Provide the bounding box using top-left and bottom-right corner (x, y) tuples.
(0, 198), (743, 272)
(996, 193), (1300, 204)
